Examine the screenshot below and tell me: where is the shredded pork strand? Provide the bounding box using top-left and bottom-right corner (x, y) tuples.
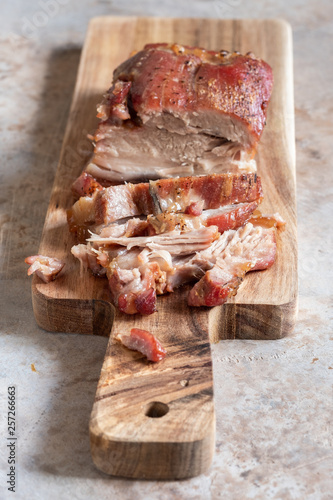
(87, 225), (219, 255)
(74, 223), (277, 314)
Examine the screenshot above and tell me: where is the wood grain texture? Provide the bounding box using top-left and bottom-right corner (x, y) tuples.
(30, 17), (297, 478)
(90, 289), (215, 479)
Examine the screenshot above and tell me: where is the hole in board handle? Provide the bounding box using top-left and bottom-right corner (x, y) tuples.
(145, 401), (169, 418)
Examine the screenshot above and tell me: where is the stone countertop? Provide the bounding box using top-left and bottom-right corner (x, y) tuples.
(0, 2), (332, 499)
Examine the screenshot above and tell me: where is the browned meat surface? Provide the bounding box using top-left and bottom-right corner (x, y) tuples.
(107, 249), (162, 315)
(64, 39), (278, 316)
(71, 172), (103, 199)
(188, 223), (276, 306)
(95, 182), (153, 225)
(67, 173), (262, 233)
(116, 328), (167, 362)
(112, 44), (273, 144)
(149, 173), (262, 213)
(85, 43), (273, 181)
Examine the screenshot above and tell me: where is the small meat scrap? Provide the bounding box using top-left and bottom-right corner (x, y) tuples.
(25, 255), (65, 283)
(71, 172), (103, 199)
(116, 328), (167, 362)
(249, 210), (286, 228)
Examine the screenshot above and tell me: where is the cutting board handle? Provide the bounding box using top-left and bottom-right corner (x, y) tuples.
(89, 295), (215, 480)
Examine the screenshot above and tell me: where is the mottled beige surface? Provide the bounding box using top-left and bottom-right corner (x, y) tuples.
(0, 1), (332, 499)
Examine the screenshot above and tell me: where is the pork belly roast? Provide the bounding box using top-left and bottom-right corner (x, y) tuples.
(64, 44), (278, 315)
(26, 44), (280, 317)
(85, 43), (273, 181)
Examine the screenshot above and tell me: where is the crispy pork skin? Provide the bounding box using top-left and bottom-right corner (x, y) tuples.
(86, 43), (273, 181)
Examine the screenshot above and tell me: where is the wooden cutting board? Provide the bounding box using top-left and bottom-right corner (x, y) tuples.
(31, 17), (297, 479)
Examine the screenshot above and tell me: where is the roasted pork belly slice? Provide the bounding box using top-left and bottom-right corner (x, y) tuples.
(95, 181), (153, 224)
(94, 173), (262, 225)
(112, 44), (273, 146)
(68, 173), (262, 234)
(25, 255), (65, 283)
(188, 224), (276, 307)
(67, 182), (152, 238)
(89, 43), (273, 181)
(149, 173), (262, 213)
(94, 201), (258, 237)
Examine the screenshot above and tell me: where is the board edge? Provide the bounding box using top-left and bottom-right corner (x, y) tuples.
(31, 278), (114, 336)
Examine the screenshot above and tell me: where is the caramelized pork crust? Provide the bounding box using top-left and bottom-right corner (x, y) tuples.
(87, 43), (273, 181)
(109, 43), (273, 148)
